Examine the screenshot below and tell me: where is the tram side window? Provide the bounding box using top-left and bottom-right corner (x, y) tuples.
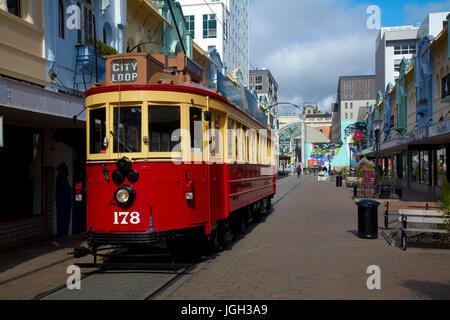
(89, 108), (106, 154)
(149, 106), (180, 152)
(228, 119), (233, 157)
(190, 107), (203, 152)
(214, 114), (221, 156)
(113, 106), (142, 153)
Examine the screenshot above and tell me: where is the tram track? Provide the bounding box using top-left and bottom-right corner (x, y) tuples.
(32, 176), (307, 300)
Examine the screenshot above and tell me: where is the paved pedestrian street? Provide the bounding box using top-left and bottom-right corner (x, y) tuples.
(167, 176), (450, 300)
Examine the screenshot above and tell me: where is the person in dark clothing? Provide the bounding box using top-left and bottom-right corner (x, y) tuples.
(296, 165), (302, 178)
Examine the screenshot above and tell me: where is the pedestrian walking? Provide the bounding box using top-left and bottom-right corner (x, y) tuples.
(296, 165), (302, 178)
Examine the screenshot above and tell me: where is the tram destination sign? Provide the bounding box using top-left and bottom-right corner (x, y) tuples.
(111, 59), (138, 83)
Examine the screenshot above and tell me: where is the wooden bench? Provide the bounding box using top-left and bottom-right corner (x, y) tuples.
(398, 209), (449, 250)
(384, 201), (441, 229)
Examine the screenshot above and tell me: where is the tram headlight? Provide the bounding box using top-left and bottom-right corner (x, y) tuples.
(114, 185), (136, 206)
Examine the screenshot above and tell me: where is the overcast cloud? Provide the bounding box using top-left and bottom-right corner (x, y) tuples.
(249, 1), (383, 113)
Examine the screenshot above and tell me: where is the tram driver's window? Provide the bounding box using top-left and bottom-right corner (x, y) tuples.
(89, 108), (106, 154)
(113, 106), (142, 153)
(149, 106), (180, 152)
(190, 107), (203, 152)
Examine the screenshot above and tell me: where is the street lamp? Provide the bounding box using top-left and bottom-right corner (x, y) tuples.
(373, 119), (383, 184)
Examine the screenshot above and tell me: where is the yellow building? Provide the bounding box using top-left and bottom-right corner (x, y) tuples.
(0, 0), (46, 86)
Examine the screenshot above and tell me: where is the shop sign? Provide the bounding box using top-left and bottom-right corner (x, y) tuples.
(308, 160), (318, 167)
(111, 59), (138, 83)
(0, 116), (3, 147)
(407, 126), (428, 143)
(429, 119), (450, 137)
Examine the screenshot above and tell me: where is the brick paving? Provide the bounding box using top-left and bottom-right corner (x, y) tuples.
(167, 176), (450, 300)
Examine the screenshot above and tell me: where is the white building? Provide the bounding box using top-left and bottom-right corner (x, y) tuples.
(177, 0), (249, 86)
(375, 12), (450, 94)
(417, 12), (450, 39)
(375, 25), (419, 94)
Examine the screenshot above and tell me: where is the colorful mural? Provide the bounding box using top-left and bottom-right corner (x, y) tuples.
(309, 143), (341, 166)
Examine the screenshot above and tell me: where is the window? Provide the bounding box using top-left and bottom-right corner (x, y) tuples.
(213, 113), (221, 156)
(203, 14), (217, 38)
(345, 113), (348, 119)
(59, 0), (65, 39)
(344, 82), (348, 89)
(350, 113), (353, 119)
(228, 119), (234, 157)
(366, 91), (370, 99)
(366, 81), (370, 89)
(344, 92), (348, 99)
(420, 151), (430, 185)
(113, 106), (142, 153)
(442, 73), (450, 99)
(349, 82), (353, 89)
(437, 148), (447, 187)
(149, 106), (180, 152)
(255, 76), (263, 91)
(6, 0), (20, 17)
(190, 107), (203, 152)
(350, 92), (353, 99)
(89, 108), (106, 154)
(185, 15), (195, 37)
(350, 102), (353, 109)
(394, 43), (416, 55)
(345, 103), (348, 109)
(77, 1), (95, 45)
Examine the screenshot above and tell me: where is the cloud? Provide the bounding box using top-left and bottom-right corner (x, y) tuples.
(250, 0), (378, 113)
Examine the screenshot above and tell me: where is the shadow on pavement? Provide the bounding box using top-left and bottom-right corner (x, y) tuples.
(402, 280), (450, 299)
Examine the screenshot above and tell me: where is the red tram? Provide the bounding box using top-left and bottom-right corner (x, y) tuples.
(75, 52), (276, 258)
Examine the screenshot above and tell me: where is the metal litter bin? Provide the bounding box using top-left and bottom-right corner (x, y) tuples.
(356, 199), (380, 239)
(336, 175), (343, 187)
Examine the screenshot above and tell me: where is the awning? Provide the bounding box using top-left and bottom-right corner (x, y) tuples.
(193, 42), (218, 67)
(355, 146), (375, 157)
(141, 0), (174, 29)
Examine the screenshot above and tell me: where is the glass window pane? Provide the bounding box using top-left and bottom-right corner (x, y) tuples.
(228, 119), (233, 156)
(411, 151), (419, 183)
(149, 106), (180, 152)
(190, 107), (202, 152)
(89, 108), (106, 154)
(437, 148), (447, 186)
(113, 106), (142, 153)
(420, 151), (429, 184)
(214, 114), (220, 155)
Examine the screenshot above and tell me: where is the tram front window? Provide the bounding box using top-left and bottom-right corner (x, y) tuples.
(149, 106), (180, 152)
(113, 106), (142, 153)
(89, 108), (106, 154)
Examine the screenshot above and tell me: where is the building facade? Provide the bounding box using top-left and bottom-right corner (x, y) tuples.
(329, 75), (376, 170)
(249, 69), (278, 108)
(362, 16), (450, 197)
(0, 0), (126, 249)
(178, 0), (249, 86)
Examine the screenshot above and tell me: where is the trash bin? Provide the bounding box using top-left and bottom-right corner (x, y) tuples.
(356, 199), (380, 239)
(336, 175), (343, 187)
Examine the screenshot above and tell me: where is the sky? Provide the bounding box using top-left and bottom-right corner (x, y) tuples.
(248, 0), (450, 114)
